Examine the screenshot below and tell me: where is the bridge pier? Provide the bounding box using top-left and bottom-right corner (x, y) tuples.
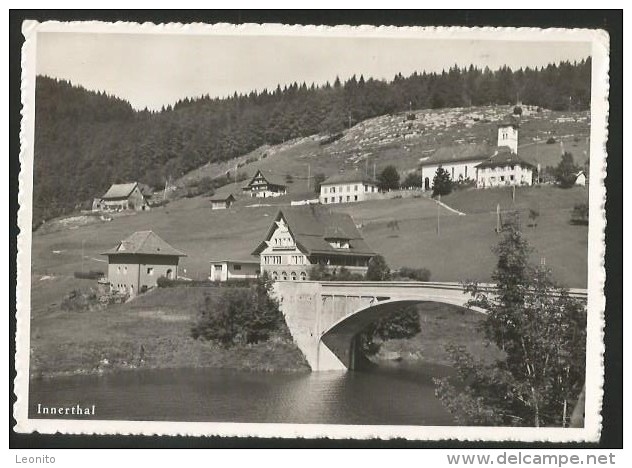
(273, 280), (587, 372)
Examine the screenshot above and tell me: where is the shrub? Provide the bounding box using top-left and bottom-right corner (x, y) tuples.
(406, 113), (417, 121)
(74, 270), (104, 280)
(395, 267), (432, 282)
(570, 202), (589, 225)
(513, 106), (523, 115)
(432, 167), (452, 197)
(403, 172), (424, 188)
(546, 137), (557, 144)
(377, 165), (400, 191)
(366, 255), (391, 281)
(191, 274), (284, 346)
(60, 289), (99, 312)
(554, 152), (580, 188)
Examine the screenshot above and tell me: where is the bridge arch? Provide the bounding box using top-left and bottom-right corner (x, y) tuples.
(320, 298), (480, 371)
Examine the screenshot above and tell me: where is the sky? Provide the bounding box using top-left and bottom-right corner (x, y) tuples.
(36, 32), (592, 111)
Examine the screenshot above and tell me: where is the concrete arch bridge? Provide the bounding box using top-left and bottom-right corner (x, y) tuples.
(273, 281), (588, 371)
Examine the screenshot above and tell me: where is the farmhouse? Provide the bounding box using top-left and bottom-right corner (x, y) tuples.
(252, 207), (377, 280)
(209, 260), (260, 282)
(101, 230), (186, 296)
(209, 193), (236, 210)
(319, 171), (379, 204)
(95, 182), (150, 212)
(242, 170), (287, 198)
(475, 148), (534, 188)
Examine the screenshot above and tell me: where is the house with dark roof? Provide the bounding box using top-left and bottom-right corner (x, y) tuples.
(96, 182), (150, 212)
(242, 170), (287, 198)
(252, 207), (377, 280)
(319, 171), (379, 204)
(419, 116), (523, 191)
(101, 231), (186, 296)
(209, 193), (236, 210)
(475, 148), (534, 188)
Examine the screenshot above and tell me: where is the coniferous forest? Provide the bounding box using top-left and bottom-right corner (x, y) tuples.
(33, 59), (591, 226)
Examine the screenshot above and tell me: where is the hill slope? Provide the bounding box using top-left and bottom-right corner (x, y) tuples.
(33, 61), (590, 225)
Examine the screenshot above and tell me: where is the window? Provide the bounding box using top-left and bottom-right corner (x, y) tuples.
(500, 176), (505, 182)
(282, 271), (288, 281)
(331, 187), (335, 193)
(346, 196), (350, 202)
(346, 185), (350, 192)
(364, 185), (368, 192)
(233, 264), (242, 271)
(339, 196), (343, 203)
(117, 266), (121, 273)
(300, 272), (306, 281)
(324, 197), (327, 203)
(510, 175), (515, 181)
(451, 167), (455, 179)
(291, 272), (297, 281)
(354, 185), (358, 191)
(147, 267), (154, 275)
(465, 166), (468, 178)
(272, 271), (278, 280)
(123, 266), (128, 275)
(354, 195), (358, 201)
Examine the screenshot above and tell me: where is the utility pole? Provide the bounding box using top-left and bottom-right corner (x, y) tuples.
(81, 239), (86, 273)
(307, 163), (310, 191)
(437, 194), (441, 237)
(512, 185), (516, 203)
(373, 163), (376, 181)
(496, 203), (501, 233)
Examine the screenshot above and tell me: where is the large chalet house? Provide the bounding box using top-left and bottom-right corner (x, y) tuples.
(252, 207), (376, 280)
(242, 170), (287, 198)
(102, 230), (186, 296)
(94, 182), (150, 212)
(419, 117), (533, 190)
(319, 171), (379, 204)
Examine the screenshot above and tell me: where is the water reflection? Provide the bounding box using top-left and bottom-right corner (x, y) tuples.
(29, 363), (456, 426)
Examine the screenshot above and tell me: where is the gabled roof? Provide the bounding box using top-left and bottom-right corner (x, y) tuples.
(252, 207), (376, 257)
(243, 170), (287, 189)
(102, 182), (141, 200)
(419, 143), (492, 166)
(321, 171), (377, 186)
(209, 193), (236, 202)
(101, 231), (186, 257)
(475, 148), (535, 170)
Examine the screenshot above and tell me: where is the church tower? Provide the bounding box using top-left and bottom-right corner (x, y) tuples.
(497, 119), (519, 154)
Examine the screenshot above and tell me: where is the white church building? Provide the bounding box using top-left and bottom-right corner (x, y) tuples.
(419, 117), (534, 190)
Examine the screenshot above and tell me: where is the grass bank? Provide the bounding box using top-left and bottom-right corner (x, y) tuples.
(30, 282), (310, 378)
(373, 302), (503, 367)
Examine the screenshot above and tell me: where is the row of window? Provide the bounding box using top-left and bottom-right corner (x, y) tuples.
(273, 236), (294, 247)
(322, 184), (376, 194)
(117, 266), (155, 275)
(263, 255), (306, 265)
(323, 195), (359, 204)
(263, 255), (283, 265)
(271, 271), (307, 281)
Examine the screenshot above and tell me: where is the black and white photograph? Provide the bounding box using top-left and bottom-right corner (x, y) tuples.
(13, 19), (610, 443)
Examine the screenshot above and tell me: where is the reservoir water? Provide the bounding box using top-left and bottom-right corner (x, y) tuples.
(29, 362), (456, 425)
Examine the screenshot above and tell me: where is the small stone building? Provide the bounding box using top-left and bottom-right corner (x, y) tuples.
(475, 149), (534, 188)
(102, 231), (186, 296)
(209, 260), (260, 282)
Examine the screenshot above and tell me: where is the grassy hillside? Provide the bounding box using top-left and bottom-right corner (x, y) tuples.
(32, 184), (588, 295)
(179, 105), (589, 193)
